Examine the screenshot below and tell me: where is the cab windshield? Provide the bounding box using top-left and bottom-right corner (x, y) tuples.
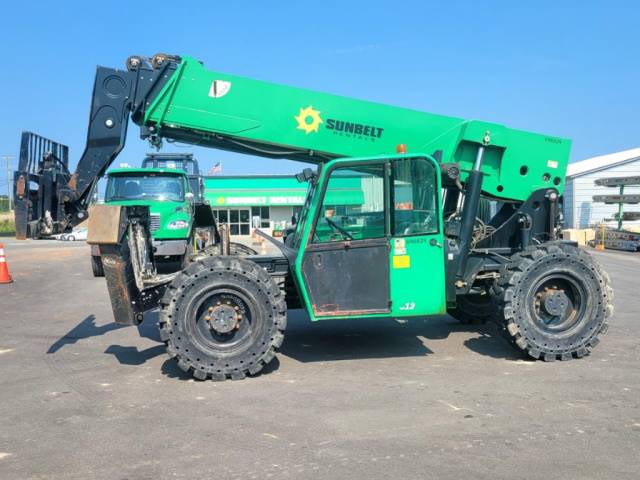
(105, 174), (185, 202)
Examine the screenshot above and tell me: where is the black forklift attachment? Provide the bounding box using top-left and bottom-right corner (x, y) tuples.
(14, 132), (70, 239)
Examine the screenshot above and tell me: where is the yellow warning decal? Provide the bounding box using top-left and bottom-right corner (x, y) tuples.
(392, 255), (410, 269)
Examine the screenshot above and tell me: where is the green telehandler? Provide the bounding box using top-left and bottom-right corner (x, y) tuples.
(14, 53), (613, 380)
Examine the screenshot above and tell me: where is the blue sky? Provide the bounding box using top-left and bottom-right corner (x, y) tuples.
(0, 0), (638, 186)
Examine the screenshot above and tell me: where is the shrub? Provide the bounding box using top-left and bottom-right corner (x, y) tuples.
(0, 218), (15, 235)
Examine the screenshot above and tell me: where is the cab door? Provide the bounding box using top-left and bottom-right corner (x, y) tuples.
(299, 161), (390, 318)
(297, 155), (446, 320)
(388, 156), (446, 316)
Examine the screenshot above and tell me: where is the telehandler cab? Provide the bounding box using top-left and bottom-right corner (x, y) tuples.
(14, 53), (613, 380)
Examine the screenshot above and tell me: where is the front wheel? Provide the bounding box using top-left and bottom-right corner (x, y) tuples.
(159, 256), (287, 380)
(494, 244), (613, 361)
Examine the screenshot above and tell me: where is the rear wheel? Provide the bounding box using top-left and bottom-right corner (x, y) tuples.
(91, 255), (104, 277)
(494, 244), (613, 361)
(159, 256), (286, 380)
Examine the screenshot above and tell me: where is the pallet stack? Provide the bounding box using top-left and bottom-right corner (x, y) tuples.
(592, 176), (640, 251)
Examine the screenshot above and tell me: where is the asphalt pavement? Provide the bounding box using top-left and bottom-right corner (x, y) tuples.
(0, 238), (638, 479)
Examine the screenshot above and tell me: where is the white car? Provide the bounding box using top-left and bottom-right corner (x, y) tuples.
(61, 227), (88, 241)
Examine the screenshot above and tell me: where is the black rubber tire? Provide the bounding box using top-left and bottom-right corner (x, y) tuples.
(493, 243), (613, 361)
(159, 256), (286, 380)
(229, 242), (259, 256)
(200, 242), (259, 257)
(91, 255), (104, 277)
(448, 294), (494, 324)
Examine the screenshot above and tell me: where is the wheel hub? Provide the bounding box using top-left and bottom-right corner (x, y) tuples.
(205, 302), (242, 334)
(540, 289), (569, 317)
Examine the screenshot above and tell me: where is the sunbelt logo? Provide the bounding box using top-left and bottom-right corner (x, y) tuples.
(294, 105), (384, 141)
(294, 106), (323, 134)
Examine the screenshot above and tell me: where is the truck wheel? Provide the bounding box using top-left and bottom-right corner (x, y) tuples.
(448, 293), (494, 324)
(229, 242), (258, 256)
(91, 255), (105, 277)
(159, 256), (287, 380)
(201, 243), (258, 257)
(494, 244), (613, 361)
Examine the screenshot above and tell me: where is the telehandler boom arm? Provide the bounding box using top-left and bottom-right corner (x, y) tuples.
(15, 53), (570, 238)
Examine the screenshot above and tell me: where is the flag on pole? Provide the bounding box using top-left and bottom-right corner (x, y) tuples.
(209, 161), (222, 175)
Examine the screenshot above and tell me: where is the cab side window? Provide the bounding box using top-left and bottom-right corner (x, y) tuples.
(313, 164), (385, 243)
(392, 158), (439, 236)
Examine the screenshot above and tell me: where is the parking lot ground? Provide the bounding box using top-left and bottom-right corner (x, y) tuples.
(0, 238), (638, 480)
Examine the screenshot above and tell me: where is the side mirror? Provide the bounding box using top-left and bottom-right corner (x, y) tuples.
(295, 168), (316, 183)
(185, 192), (194, 201)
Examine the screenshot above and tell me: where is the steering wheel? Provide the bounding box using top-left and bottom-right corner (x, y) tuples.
(324, 217), (354, 240)
(402, 211), (435, 235)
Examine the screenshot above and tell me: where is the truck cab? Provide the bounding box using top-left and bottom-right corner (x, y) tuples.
(90, 167), (195, 275)
(141, 153), (203, 201)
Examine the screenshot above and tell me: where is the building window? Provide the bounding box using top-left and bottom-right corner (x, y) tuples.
(251, 206), (271, 228)
(213, 208), (251, 236)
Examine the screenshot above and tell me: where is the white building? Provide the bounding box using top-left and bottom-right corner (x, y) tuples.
(563, 148), (640, 229)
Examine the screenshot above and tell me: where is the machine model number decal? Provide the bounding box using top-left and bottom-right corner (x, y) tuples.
(406, 237), (429, 244)
(547, 159), (559, 169)
(399, 302), (416, 311)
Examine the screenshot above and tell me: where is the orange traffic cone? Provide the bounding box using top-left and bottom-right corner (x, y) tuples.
(0, 243), (13, 284)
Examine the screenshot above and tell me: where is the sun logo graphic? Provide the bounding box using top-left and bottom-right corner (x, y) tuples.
(294, 106), (323, 134)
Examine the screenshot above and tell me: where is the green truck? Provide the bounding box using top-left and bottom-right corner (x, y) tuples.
(90, 162), (205, 276)
(91, 153), (255, 276)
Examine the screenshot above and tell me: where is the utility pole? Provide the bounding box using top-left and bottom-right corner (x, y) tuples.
(2, 155), (14, 212)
